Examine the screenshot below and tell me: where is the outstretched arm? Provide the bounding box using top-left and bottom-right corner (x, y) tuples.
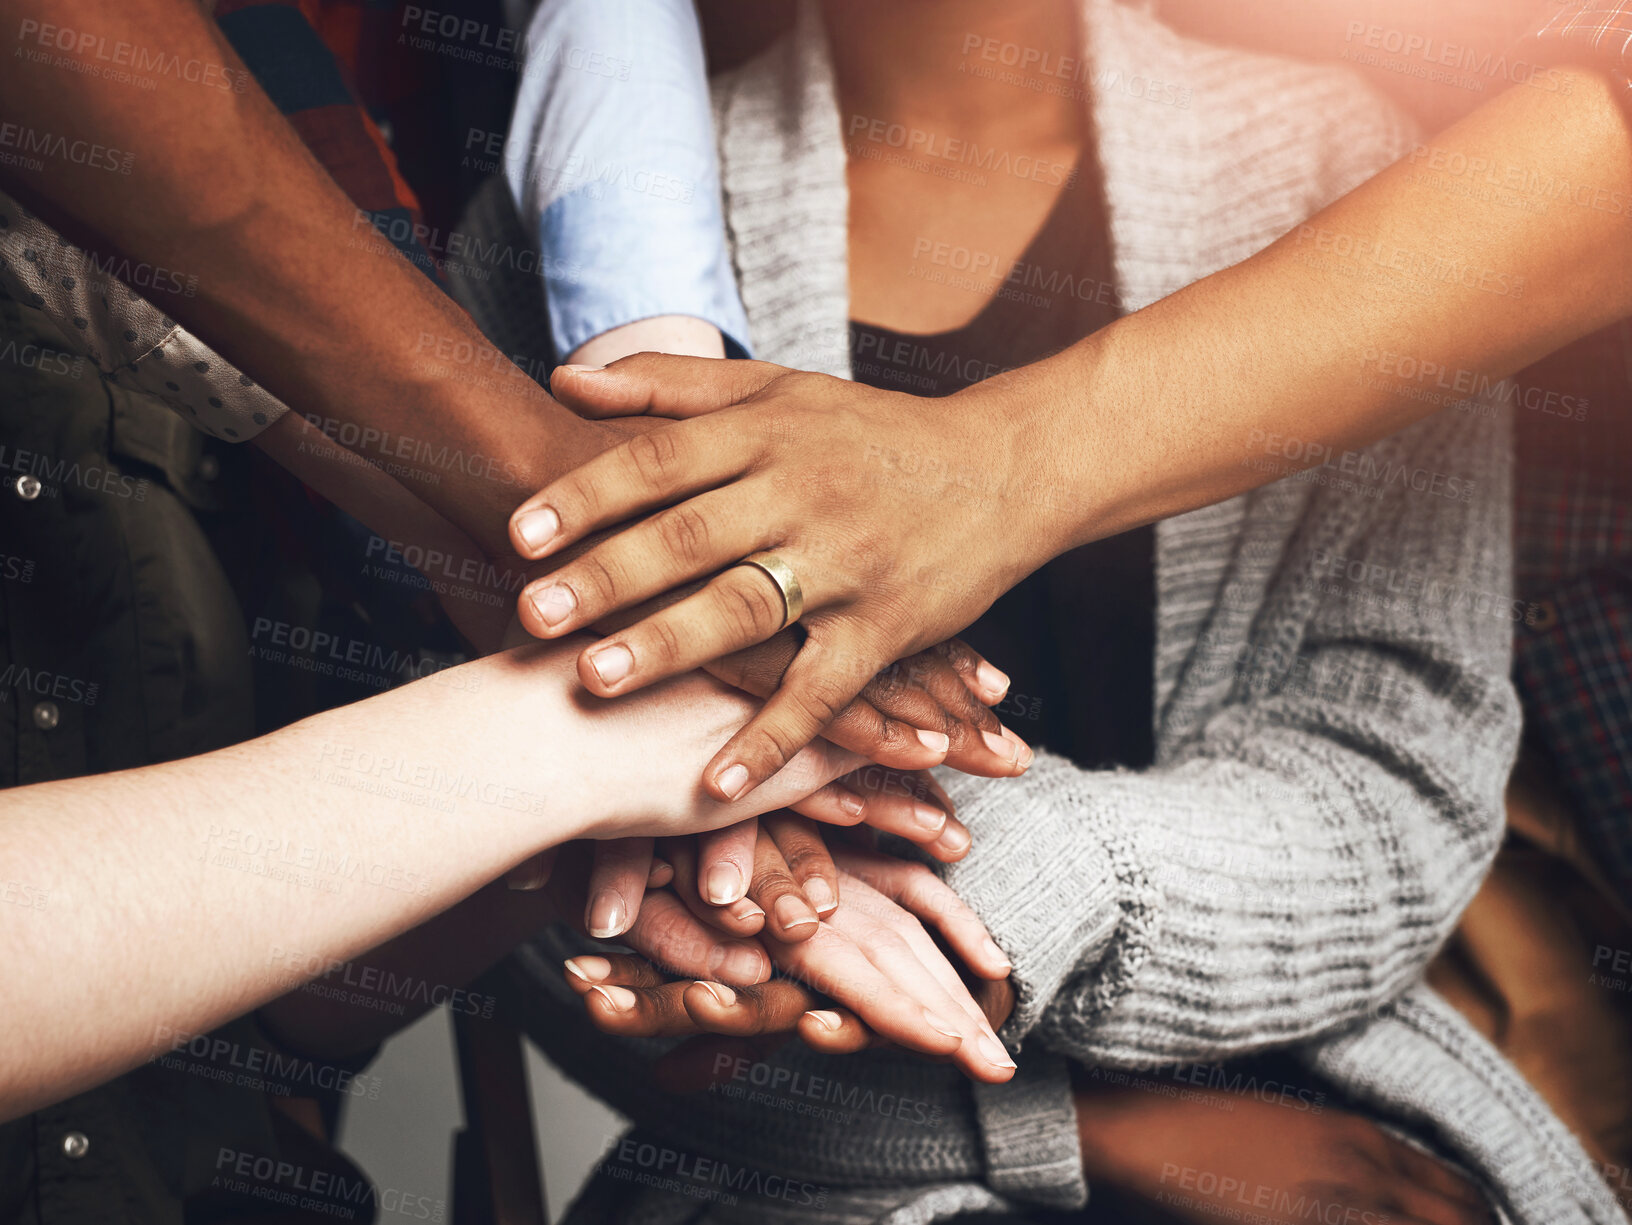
(0, 641), (860, 1124)
(512, 61), (1631, 796)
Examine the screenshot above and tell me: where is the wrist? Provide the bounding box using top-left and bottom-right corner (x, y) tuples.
(949, 374), (1083, 576)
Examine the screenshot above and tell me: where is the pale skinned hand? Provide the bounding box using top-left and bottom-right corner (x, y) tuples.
(510, 354), (1056, 801)
(564, 848), (1017, 1083)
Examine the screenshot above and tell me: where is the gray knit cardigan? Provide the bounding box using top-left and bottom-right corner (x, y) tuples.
(499, 3), (1625, 1223)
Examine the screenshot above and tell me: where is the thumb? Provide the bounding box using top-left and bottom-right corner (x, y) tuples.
(551, 353), (790, 419)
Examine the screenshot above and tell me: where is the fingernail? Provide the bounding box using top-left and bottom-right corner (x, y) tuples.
(507, 864), (550, 891)
(774, 894), (819, 932)
(1005, 727), (1034, 769)
(705, 862), (745, 905)
(587, 642), (633, 687)
(564, 955), (611, 983)
(587, 890), (628, 939)
(589, 984), (636, 1012)
(938, 823), (971, 855)
(716, 763), (750, 800)
(924, 1010), (963, 1039)
(978, 1033), (1017, 1068)
(805, 1009), (842, 1031)
(980, 729), (1019, 764)
(561, 363), (605, 374)
(975, 661), (1010, 700)
(647, 857), (672, 885)
(728, 901), (766, 930)
(529, 583), (576, 628)
(694, 980), (737, 1007)
(915, 728), (951, 754)
(835, 788), (866, 818)
(707, 943), (767, 984)
(803, 877), (838, 915)
(911, 801), (948, 835)
(513, 506), (560, 554)
(982, 937), (1011, 969)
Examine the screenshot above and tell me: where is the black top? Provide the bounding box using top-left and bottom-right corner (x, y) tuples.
(848, 145), (1155, 769)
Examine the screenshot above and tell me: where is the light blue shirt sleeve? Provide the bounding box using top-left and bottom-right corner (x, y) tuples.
(504, 0), (752, 360)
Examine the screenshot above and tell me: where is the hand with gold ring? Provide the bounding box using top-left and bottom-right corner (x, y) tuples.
(509, 357), (1056, 802)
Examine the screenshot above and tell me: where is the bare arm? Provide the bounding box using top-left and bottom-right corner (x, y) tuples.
(0, 642), (857, 1123)
(514, 66), (1632, 794)
(0, 0), (588, 557)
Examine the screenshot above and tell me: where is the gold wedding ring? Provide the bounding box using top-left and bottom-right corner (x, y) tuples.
(738, 551), (805, 629)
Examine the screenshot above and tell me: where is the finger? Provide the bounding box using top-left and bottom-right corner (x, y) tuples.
(747, 825), (821, 941)
(549, 354), (791, 420)
(833, 766), (955, 848)
(713, 637), (962, 778)
(762, 813), (840, 916)
(581, 979), (702, 1038)
(648, 856), (674, 888)
(698, 819), (758, 907)
(1390, 1146), (1494, 1221)
(680, 978), (818, 1036)
(504, 847), (557, 892)
(520, 484), (785, 651)
(704, 626), (950, 802)
(509, 419), (742, 564)
(774, 926), (963, 1062)
(862, 652), (1028, 779)
(664, 836), (767, 937)
(572, 552), (804, 696)
(621, 886), (771, 986)
(931, 638), (1012, 707)
(847, 853), (1011, 980)
(562, 952), (669, 994)
(835, 920), (1014, 1083)
(584, 838), (652, 939)
(795, 1007), (876, 1054)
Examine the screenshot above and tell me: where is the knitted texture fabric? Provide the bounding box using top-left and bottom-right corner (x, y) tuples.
(490, 2), (1624, 1222)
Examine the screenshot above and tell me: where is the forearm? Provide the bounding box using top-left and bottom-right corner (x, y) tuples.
(0, 656), (590, 1120)
(0, 0), (587, 555)
(973, 67), (1632, 550)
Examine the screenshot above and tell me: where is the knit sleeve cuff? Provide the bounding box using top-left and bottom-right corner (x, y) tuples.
(936, 754), (1145, 1047)
(972, 1051), (1087, 1210)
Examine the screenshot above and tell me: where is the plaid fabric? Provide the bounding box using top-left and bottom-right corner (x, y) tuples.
(1525, 0), (1632, 101)
(1511, 316), (1632, 894)
(213, 0), (443, 282)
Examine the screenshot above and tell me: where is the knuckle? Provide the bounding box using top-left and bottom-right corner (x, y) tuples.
(575, 552), (625, 608)
(625, 430), (681, 488)
(654, 503), (713, 567)
(721, 576), (784, 642)
(641, 617), (685, 668)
